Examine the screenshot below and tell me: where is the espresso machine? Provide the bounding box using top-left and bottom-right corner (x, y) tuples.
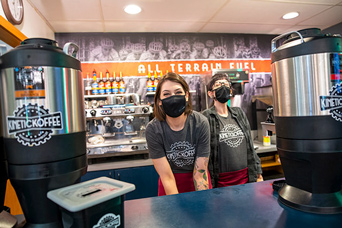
(85, 93), (152, 161)
(271, 28), (342, 213)
(0, 38), (87, 227)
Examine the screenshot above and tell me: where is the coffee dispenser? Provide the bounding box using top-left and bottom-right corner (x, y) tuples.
(0, 38), (87, 227)
(271, 28), (342, 213)
(0, 103), (6, 213)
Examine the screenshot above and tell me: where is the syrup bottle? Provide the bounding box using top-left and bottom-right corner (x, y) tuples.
(91, 69), (98, 95)
(98, 72), (105, 95)
(119, 72), (125, 94)
(112, 72), (119, 94)
(105, 70), (112, 94)
(147, 71), (153, 93)
(154, 70), (162, 90)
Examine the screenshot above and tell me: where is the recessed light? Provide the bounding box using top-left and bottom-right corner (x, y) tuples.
(282, 12), (299, 20)
(124, 4), (142, 15)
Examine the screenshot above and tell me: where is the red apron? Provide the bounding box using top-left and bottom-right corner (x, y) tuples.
(217, 167), (248, 188)
(158, 171), (212, 196)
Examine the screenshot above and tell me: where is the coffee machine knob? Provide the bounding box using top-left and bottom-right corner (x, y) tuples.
(142, 107), (149, 113)
(90, 109), (97, 117)
(131, 145), (138, 150)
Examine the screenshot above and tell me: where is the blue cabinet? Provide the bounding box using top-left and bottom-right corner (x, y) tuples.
(80, 165), (159, 200)
(114, 166), (159, 200)
(81, 169), (114, 182)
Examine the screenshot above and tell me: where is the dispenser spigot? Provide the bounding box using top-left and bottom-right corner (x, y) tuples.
(103, 117), (111, 126)
(126, 115), (134, 123)
(94, 119), (98, 131)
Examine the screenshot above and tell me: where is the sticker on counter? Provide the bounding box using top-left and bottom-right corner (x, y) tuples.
(14, 66), (45, 99)
(320, 82), (342, 122)
(7, 103), (63, 146)
(93, 213), (120, 228)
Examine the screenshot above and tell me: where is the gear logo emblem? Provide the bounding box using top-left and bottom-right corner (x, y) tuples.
(93, 213), (120, 228)
(320, 82), (342, 122)
(219, 124), (244, 148)
(166, 141), (195, 167)
(7, 103), (63, 146)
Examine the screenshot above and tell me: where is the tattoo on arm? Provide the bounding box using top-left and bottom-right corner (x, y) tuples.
(193, 157), (209, 191)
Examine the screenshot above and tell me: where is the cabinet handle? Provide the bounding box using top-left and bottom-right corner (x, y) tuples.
(117, 173), (120, 180)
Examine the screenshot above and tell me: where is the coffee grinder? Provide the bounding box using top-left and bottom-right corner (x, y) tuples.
(0, 38), (87, 227)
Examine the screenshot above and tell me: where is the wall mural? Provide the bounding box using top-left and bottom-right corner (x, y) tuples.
(55, 33), (274, 62)
(55, 32), (276, 130)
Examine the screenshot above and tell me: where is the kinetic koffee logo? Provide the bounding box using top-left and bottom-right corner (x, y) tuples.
(219, 124), (244, 148)
(7, 103), (63, 146)
(320, 82), (342, 122)
(93, 213), (120, 228)
(166, 141), (195, 167)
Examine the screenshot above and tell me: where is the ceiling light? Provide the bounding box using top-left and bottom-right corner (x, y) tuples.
(282, 12), (299, 20)
(124, 5), (142, 15)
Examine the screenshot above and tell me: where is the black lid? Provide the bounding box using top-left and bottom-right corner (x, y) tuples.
(282, 28), (324, 45)
(0, 38), (81, 70)
(271, 28), (342, 63)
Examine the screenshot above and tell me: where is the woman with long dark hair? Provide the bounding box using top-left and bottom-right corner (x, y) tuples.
(146, 72), (211, 196)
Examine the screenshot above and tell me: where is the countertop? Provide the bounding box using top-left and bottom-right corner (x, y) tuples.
(124, 179), (342, 228)
(254, 141), (277, 154)
(88, 141), (277, 172)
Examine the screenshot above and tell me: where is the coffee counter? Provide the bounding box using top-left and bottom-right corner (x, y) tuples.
(85, 141), (279, 200)
(88, 141), (277, 172)
(87, 156), (153, 172)
(124, 179), (342, 228)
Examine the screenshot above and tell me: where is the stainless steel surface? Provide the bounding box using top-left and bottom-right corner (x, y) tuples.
(84, 93), (137, 105)
(0, 211), (17, 228)
(0, 67), (85, 137)
(87, 142), (148, 155)
(271, 53), (332, 117)
(85, 105), (152, 118)
(87, 137), (147, 149)
(85, 93), (151, 159)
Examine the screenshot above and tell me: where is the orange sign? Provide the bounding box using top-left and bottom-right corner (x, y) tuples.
(15, 90), (45, 98)
(81, 59), (271, 78)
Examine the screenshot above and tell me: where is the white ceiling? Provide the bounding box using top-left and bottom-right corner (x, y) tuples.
(28, 0), (342, 35)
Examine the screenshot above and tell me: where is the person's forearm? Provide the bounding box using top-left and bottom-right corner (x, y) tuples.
(161, 177), (179, 195)
(193, 157), (209, 191)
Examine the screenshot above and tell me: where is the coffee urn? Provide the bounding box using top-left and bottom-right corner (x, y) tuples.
(0, 38), (87, 227)
(271, 28), (342, 213)
(0, 102), (6, 212)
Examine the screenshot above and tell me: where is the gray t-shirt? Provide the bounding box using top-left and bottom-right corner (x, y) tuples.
(146, 111), (210, 173)
(217, 113), (247, 173)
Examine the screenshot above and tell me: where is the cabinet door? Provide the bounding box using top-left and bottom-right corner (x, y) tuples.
(81, 170), (114, 182)
(114, 166), (159, 200)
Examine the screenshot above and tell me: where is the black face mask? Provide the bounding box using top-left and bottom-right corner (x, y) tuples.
(214, 86), (231, 103)
(161, 95), (186, 118)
